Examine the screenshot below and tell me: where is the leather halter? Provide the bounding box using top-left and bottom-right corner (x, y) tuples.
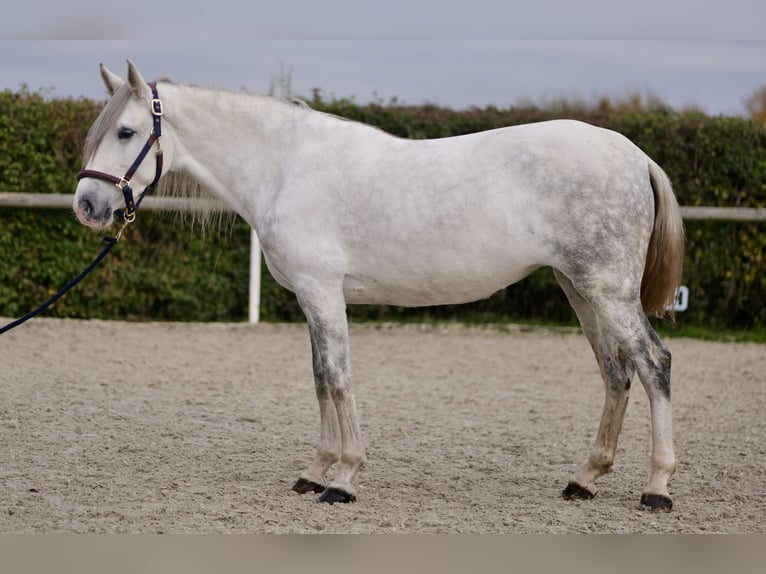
(77, 82), (164, 222)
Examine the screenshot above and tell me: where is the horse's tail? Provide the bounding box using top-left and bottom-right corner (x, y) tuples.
(641, 158), (685, 318)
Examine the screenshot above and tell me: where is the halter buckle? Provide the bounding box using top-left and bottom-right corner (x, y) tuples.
(151, 98), (164, 116)
(116, 176), (131, 190)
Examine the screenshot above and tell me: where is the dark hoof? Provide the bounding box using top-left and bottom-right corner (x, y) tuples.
(317, 487), (356, 504)
(292, 478), (325, 495)
(562, 482), (595, 500)
(639, 493), (673, 512)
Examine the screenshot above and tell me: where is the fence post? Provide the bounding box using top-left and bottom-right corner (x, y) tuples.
(249, 228), (261, 324)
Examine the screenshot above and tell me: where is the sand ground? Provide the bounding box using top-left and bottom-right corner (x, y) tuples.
(1, 319), (764, 533)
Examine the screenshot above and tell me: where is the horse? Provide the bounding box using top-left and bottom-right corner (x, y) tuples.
(74, 60), (684, 511)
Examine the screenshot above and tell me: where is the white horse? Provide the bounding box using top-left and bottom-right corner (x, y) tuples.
(74, 61), (684, 511)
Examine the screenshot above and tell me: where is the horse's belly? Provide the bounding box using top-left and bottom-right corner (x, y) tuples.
(342, 262), (538, 307)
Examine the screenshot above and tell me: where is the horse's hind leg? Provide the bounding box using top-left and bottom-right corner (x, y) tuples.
(554, 270), (633, 501)
(631, 314), (676, 511)
(290, 281), (366, 503)
(556, 269), (676, 511)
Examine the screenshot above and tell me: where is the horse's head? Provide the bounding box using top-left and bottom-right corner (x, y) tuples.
(74, 60), (171, 229)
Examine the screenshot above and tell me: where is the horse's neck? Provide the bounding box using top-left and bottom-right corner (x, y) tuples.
(162, 83), (301, 222)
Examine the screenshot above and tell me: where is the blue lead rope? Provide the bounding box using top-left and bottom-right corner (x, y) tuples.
(0, 229), (124, 336)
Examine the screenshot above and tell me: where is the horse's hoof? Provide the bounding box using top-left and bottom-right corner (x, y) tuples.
(317, 487), (356, 504)
(292, 478), (325, 494)
(639, 493), (673, 512)
(562, 482), (595, 500)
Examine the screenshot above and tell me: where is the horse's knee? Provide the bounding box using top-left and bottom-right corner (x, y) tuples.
(640, 316), (672, 385)
(603, 349), (633, 393)
(638, 338), (671, 399)
(311, 345), (351, 400)
(655, 346), (672, 398)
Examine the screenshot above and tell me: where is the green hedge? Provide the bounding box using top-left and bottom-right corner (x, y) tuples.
(1, 88), (765, 330)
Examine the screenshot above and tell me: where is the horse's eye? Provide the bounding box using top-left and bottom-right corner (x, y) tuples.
(117, 127), (135, 140)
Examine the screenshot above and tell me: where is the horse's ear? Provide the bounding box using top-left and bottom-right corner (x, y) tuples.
(126, 59), (152, 100)
(100, 63), (124, 96)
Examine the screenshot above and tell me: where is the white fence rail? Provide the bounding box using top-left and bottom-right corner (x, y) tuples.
(3, 192), (766, 322)
(0, 192), (226, 213)
(3, 192), (766, 221)
(677, 206), (766, 222)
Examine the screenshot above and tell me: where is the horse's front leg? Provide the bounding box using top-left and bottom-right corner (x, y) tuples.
(291, 284), (366, 503)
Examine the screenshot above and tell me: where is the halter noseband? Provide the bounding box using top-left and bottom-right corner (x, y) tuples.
(77, 82), (164, 223)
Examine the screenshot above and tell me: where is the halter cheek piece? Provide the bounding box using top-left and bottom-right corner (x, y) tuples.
(77, 82), (164, 223)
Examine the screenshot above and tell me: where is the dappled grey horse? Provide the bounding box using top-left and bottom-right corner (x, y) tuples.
(75, 61), (684, 510)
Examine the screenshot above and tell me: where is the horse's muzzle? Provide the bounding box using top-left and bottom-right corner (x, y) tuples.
(73, 192), (115, 230)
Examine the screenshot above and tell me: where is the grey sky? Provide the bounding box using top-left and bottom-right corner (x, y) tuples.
(1, 2), (765, 116)
(5, 1), (766, 40)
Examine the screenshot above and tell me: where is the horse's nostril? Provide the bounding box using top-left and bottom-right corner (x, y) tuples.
(103, 207), (112, 221)
(79, 198), (93, 217)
